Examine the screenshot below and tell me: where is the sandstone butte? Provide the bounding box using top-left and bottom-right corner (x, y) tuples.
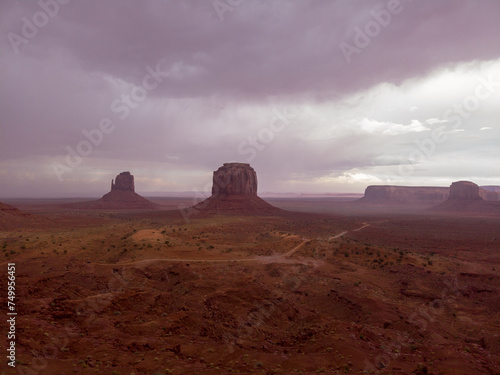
(193, 162), (280, 214)
(68, 171), (159, 210)
(432, 180), (500, 213)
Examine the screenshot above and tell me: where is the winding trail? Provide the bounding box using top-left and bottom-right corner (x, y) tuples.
(95, 222), (377, 267)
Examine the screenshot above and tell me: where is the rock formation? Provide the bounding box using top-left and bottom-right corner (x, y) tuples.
(432, 181), (500, 214)
(358, 183), (499, 206)
(448, 181), (482, 200)
(67, 171), (159, 210)
(111, 171), (135, 192)
(192, 163), (279, 215)
(358, 185), (449, 205)
(479, 188), (499, 201)
(212, 163), (258, 196)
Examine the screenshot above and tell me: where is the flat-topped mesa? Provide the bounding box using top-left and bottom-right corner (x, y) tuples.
(211, 163), (257, 196)
(111, 171), (135, 192)
(360, 185), (449, 204)
(449, 181), (482, 200)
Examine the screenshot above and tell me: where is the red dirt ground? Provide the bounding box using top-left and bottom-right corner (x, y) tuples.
(0, 198), (499, 374)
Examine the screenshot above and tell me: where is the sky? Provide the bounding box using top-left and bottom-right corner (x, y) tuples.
(1, 0), (499, 198)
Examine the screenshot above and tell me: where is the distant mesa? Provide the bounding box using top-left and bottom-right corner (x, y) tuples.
(193, 162), (280, 214)
(432, 181), (500, 214)
(357, 185), (449, 205)
(358, 183), (499, 206)
(68, 171), (159, 210)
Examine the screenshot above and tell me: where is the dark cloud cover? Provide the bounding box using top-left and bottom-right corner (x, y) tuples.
(1, 0), (499, 197)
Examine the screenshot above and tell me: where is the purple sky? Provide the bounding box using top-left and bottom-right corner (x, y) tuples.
(1, 0), (500, 198)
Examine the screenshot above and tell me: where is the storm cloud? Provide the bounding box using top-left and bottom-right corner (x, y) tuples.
(1, 0), (499, 197)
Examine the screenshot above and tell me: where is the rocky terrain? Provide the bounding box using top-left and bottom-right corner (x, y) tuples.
(193, 163), (280, 215)
(66, 172), (159, 210)
(1, 199), (499, 374)
(0, 201), (47, 230)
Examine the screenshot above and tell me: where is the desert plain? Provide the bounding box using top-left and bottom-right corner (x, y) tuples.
(1, 192), (499, 375)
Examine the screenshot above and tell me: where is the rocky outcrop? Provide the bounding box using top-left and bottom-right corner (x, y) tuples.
(111, 171), (135, 192)
(192, 163), (279, 215)
(358, 183), (498, 205)
(432, 181), (500, 214)
(448, 181), (482, 200)
(67, 171), (159, 210)
(212, 163), (257, 196)
(358, 185), (449, 205)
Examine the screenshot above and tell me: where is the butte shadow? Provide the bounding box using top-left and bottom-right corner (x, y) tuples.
(191, 163), (281, 215)
(65, 171), (159, 210)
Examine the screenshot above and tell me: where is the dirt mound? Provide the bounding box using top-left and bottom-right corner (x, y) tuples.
(65, 171), (159, 210)
(0, 201), (24, 215)
(193, 163), (280, 215)
(0, 201), (47, 229)
(194, 194), (279, 214)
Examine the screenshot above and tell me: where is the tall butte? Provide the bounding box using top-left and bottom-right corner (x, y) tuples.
(432, 180), (500, 214)
(193, 163), (279, 214)
(70, 171), (159, 209)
